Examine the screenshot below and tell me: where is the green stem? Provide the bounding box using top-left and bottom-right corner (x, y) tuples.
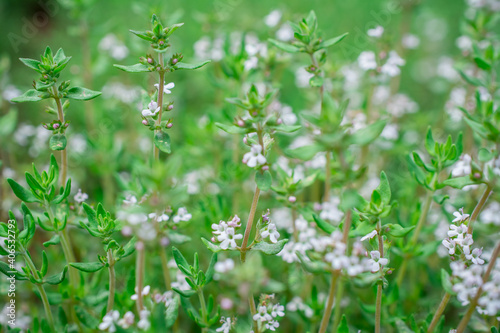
(106, 249), (116, 313)
(396, 191), (433, 286)
(154, 53), (165, 161)
(375, 220), (384, 333)
(467, 184), (493, 234)
(240, 185), (261, 263)
(159, 246), (172, 290)
(291, 206), (298, 242)
(318, 272), (339, 333)
(427, 292), (451, 333)
(331, 277), (344, 331)
(22, 251), (55, 331)
(197, 288), (208, 333)
(135, 245), (145, 313)
(456, 240), (500, 333)
(249, 293), (259, 333)
(52, 88), (67, 187)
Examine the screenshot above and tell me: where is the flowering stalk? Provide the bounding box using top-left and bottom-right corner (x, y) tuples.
(135, 244), (145, 313)
(154, 53), (165, 161)
(467, 185), (493, 234)
(375, 219), (384, 333)
(197, 289), (209, 333)
(240, 186), (261, 262)
(106, 249), (116, 313)
(456, 240), (500, 333)
(427, 292), (451, 333)
(52, 87), (67, 186)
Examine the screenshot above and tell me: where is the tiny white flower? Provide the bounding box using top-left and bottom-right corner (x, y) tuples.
(360, 230), (378, 241)
(369, 250), (388, 272)
(243, 144), (267, 168)
(367, 26), (384, 38)
(99, 311), (120, 332)
(216, 316), (233, 333)
(142, 100), (160, 117)
(155, 82), (175, 94)
(137, 309), (151, 330)
(74, 189), (88, 204)
(118, 311), (135, 329)
(218, 227), (243, 250)
(131, 285), (151, 300)
(452, 208), (470, 223)
(261, 223), (280, 243)
(253, 306), (272, 322)
(358, 51), (377, 70)
(173, 207), (192, 223)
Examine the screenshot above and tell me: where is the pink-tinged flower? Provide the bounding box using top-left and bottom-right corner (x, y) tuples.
(368, 250), (388, 272)
(155, 82), (175, 94)
(242, 144), (267, 168)
(217, 227), (242, 250)
(142, 100), (160, 117)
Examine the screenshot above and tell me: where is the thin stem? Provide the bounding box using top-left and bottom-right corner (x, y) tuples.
(240, 186), (261, 262)
(154, 53), (165, 161)
(248, 293), (259, 333)
(396, 191), (434, 286)
(427, 292), (451, 333)
(291, 206), (298, 242)
(331, 277), (344, 331)
(375, 220), (384, 333)
(324, 151), (331, 203)
(197, 289), (208, 333)
(22, 251), (55, 331)
(135, 245), (145, 313)
(456, 240), (500, 333)
(53, 91), (67, 186)
(318, 272), (339, 333)
(468, 185), (493, 234)
(159, 247), (172, 290)
(106, 249), (116, 313)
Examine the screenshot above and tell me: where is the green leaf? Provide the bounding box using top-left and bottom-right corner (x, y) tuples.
(252, 239), (288, 255)
(165, 295), (180, 328)
(11, 89), (48, 103)
(384, 224), (415, 237)
(172, 247), (190, 272)
(442, 176), (478, 189)
(41, 251), (48, 277)
(377, 171), (391, 205)
(313, 214), (335, 234)
(114, 63), (152, 73)
(175, 61), (210, 70)
(215, 122), (247, 134)
(273, 125), (301, 133)
(172, 287), (196, 298)
(44, 266), (67, 285)
(129, 29), (154, 42)
(478, 148), (493, 162)
(432, 194), (449, 205)
(201, 237), (222, 253)
(168, 232), (192, 244)
(337, 314), (349, 333)
(65, 87), (101, 101)
(43, 234), (60, 247)
(268, 39), (301, 53)
(319, 32), (348, 49)
(0, 262), (28, 280)
(309, 75), (324, 87)
(154, 130), (172, 153)
(441, 269), (456, 295)
(75, 306), (99, 329)
(20, 58), (42, 72)
(49, 134), (67, 151)
(7, 178), (38, 202)
(473, 57), (491, 70)
(69, 262), (105, 273)
(205, 252), (218, 284)
(458, 69), (483, 87)
(296, 252), (329, 274)
(348, 120), (387, 146)
(255, 171), (272, 191)
(285, 144), (324, 160)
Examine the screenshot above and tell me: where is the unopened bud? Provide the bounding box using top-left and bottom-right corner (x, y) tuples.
(167, 123), (173, 128)
(237, 120), (245, 127)
(172, 58), (178, 65)
(262, 165), (269, 171)
(53, 123), (60, 129)
(147, 57), (153, 64)
(288, 196), (296, 203)
(277, 118), (283, 125)
(142, 119), (148, 125)
(167, 104), (174, 111)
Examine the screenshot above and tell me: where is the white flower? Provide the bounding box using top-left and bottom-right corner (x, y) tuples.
(358, 51), (377, 70)
(242, 144), (267, 168)
(360, 230), (378, 242)
(99, 311), (120, 332)
(74, 189), (88, 204)
(367, 26), (384, 38)
(118, 311), (135, 329)
(253, 306), (272, 322)
(464, 247), (485, 265)
(271, 304), (285, 317)
(173, 207), (192, 223)
(155, 82), (175, 94)
(137, 309), (151, 330)
(131, 285), (151, 300)
(266, 320), (280, 331)
(452, 209), (470, 223)
(368, 251), (388, 272)
(451, 155), (472, 177)
(264, 10), (282, 27)
(380, 51), (405, 77)
(261, 223), (280, 243)
(216, 316), (233, 333)
(218, 227), (243, 250)
(402, 34), (420, 49)
(442, 239), (457, 255)
(142, 100), (160, 117)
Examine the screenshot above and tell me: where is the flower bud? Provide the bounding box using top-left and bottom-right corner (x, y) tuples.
(53, 123), (60, 129)
(167, 104), (174, 111)
(160, 237), (170, 247)
(172, 58), (178, 65)
(277, 118), (283, 125)
(262, 165), (269, 171)
(288, 196), (296, 203)
(167, 123), (173, 128)
(237, 120), (245, 127)
(142, 119), (148, 125)
(147, 57), (154, 64)
(243, 137), (248, 144)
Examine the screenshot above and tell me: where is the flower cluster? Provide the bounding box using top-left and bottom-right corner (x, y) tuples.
(252, 295), (285, 332)
(211, 215), (243, 250)
(259, 210), (280, 243)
